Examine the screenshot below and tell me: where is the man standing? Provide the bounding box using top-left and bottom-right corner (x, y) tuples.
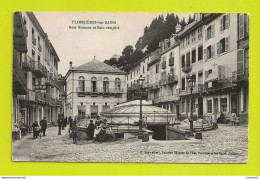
(40, 117), (47, 136)
(87, 120), (95, 140)
(57, 116), (63, 135)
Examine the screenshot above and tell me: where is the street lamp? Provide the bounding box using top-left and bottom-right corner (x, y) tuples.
(137, 75), (145, 139)
(187, 77), (195, 136)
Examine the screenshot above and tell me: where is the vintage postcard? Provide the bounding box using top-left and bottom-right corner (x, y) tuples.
(12, 12), (248, 163)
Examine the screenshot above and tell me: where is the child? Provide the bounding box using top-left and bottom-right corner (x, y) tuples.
(71, 121), (78, 144)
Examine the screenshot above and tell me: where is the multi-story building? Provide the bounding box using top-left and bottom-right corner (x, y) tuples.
(13, 12), (62, 127)
(65, 58), (127, 119)
(126, 54), (150, 101)
(156, 32), (181, 113)
(237, 13), (249, 124)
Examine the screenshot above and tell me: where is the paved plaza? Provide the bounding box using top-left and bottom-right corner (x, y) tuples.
(12, 124), (248, 163)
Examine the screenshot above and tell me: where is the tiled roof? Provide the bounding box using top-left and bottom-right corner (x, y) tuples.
(72, 58), (125, 74)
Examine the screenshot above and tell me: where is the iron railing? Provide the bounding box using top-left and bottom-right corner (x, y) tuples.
(76, 87), (124, 93)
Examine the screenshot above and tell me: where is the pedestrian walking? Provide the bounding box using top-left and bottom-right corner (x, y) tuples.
(61, 116), (65, 130)
(69, 116), (72, 128)
(57, 116), (63, 135)
(70, 121), (78, 144)
(87, 120), (95, 140)
(40, 117), (47, 136)
(64, 116), (67, 127)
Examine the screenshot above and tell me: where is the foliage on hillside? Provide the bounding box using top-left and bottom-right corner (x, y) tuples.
(104, 13), (194, 73)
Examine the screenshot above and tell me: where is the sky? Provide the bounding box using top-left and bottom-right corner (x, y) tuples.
(34, 12), (192, 76)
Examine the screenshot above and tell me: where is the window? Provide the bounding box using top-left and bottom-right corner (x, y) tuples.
(156, 63), (159, 73)
(181, 39), (185, 49)
(38, 36), (40, 42)
(182, 78), (185, 90)
(198, 45), (203, 61)
(143, 65), (145, 73)
(115, 78), (121, 90)
(182, 100), (185, 113)
(186, 99), (190, 112)
(217, 36), (230, 55)
(198, 27), (202, 40)
(191, 31), (196, 43)
(207, 99), (212, 113)
(186, 52), (191, 67)
(220, 14), (230, 32)
(127, 76), (128, 81)
(207, 45), (212, 59)
(103, 77), (109, 92)
(239, 13), (249, 39)
(91, 77), (97, 92)
(206, 26), (211, 40)
(191, 31), (196, 42)
(220, 98), (227, 112)
(32, 28), (34, 36)
(186, 35), (190, 46)
(205, 24), (215, 41)
(181, 55), (185, 67)
(192, 49), (196, 63)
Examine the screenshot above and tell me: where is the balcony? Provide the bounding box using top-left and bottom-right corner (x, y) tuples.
(161, 61), (166, 69)
(22, 55), (34, 71)
(17, 89), (35, 101)
(76, 87), (124, 94)
(45, 76), (55, 87)
(32, 36), (36, 46)
(182, 65), (191, 73)
(32, 61), (48, 78)
(169, 58), (174, 66)
(38, 43), (42, 52)
(167, 75), (178, 85)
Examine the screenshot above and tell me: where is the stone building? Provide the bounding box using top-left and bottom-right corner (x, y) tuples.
(126, 13), (249, 124)
(65, 58), (127, 119)
(12, 12), (62, 128)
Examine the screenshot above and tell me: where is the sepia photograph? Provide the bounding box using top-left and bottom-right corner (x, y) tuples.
(12, 12), (249, 163)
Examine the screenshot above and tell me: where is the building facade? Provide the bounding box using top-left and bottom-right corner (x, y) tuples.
(12, 12), (62, 128)
(65, 58), (127, 119)
(126, 13), (249, 124)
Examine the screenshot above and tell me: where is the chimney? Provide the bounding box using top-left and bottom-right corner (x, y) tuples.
(176, 23), (182, 33)
(69, 61), (72, 69)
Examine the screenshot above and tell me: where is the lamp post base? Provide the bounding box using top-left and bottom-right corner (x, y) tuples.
(137, 130), (143, 139)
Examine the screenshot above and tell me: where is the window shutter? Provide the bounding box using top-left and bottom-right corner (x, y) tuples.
(217, 42), (220, 55)
(204, 49), (207, 60)
(211, 44), (215, 58)
(218, 65), (222, 80)
(237, 49), (244, 75)
(205, 70), (209, 79)
(244, 13), (249, 36)
(211, 23), (215, 38)
(226, 13), (230, 29)
(225, 36), (230, 52)
(220, 18), (223, 33)
(239, 14), (244, 39)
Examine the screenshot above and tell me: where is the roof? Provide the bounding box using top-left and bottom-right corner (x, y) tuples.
(100, 100), (175, 124)
(71, 58), (125, 74)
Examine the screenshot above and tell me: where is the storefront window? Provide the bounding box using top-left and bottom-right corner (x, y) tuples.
(221, 98), (227, 112)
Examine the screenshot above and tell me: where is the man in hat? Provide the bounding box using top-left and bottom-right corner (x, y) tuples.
(40, 117), (47, 136)
(87, 120), (95, 140)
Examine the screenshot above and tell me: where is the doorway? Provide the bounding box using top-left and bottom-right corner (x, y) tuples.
(214, 98), (218, 120)
(231, 94), (238, 115)
(198, 97), (203, 118)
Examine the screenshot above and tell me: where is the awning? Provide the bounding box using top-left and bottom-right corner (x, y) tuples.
(77, 105), (86, 112)
(205, 72), (218, 83)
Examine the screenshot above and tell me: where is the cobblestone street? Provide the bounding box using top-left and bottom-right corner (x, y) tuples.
(22, 124), (248, 163)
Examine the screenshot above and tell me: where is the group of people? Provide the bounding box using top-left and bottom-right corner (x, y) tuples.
(57, 116), (72, 135)
(31, 117), (47, 138)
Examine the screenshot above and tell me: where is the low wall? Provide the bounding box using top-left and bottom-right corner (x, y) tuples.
(166, 127), (189, 140)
